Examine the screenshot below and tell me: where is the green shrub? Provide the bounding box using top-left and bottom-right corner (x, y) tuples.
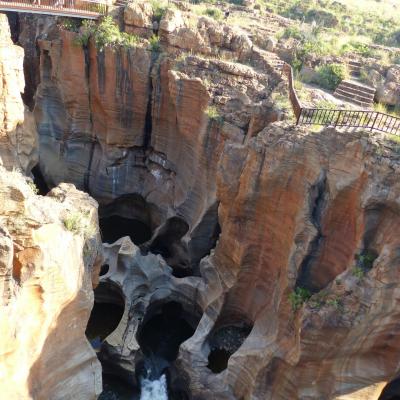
(305, 9), (339, 28)
(58, 17), (82, 33)
(151, 0), (168, 23)
(352, 266), (365, 279)
(315, 63), (348, 91)
(149, 34), (161, 52)
(63, 212), (83, 234)
(75, 16), (139, 50)
(205, 105), (223, 124)
(204, 7), (223, 20)
(356, 251), (377, 271)
(289, 287), (312, 311)
(281, 25), (305, 41)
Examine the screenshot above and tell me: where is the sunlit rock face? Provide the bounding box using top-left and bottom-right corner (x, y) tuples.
(0, 14), (37, 173)
(0, 167), (103, 399)
(4, 7), (400, 400)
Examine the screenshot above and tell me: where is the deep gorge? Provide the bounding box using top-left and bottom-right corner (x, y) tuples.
(1, 4), (400, 400)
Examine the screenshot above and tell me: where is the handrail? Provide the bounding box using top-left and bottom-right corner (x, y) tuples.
(282, 63), (400, 135)
(0, 0), (108, 18)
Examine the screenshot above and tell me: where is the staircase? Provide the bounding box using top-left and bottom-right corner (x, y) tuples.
(333, 80), (376, 108)
(114, 0), (128, 7)
(347, 60), (362, 77)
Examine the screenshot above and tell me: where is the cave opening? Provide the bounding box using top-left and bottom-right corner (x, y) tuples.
(207, 323), (253, 374)
(99, 194), (155, 245)
(135, 300), (201, 399)
(31, 164), (50, 196)
(100, 215), (152, 245)
(85, 281), (125, 345)
(137, 301), (197, 363)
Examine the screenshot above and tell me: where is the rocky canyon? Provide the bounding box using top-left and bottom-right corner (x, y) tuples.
(1, 2), (400, 400)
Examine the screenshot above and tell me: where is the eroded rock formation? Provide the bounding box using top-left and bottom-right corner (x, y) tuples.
(2, 5), (400, 400)
(0, 168), (103, 399)
(0, 14), (37, 173)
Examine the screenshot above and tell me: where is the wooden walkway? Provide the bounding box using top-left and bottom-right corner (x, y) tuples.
(0, 0), (108, 19)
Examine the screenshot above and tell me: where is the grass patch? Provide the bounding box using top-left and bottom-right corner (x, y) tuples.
(289, 287), (312, 311)
(205, 105), (224, 123)
(149, 34), (161, 52)
(63, 211), (97, 238)
(203, 7), (223, 20)
(27, 180), (39, 195)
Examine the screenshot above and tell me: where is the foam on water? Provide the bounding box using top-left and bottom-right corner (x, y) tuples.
(140, 374), (168, 400)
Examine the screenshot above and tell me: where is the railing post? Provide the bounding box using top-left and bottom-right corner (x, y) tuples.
(371, 112), (380, 132)
(334, 110), (342, 127)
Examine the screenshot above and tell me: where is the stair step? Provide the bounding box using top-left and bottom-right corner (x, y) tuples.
(340, 80), (376, 95)
(333, 93), (372, 108)
(334, 88), (374, 103)
(335, 83), (375, 98)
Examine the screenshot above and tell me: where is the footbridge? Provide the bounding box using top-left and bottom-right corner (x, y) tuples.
(0, 0), (108, 19)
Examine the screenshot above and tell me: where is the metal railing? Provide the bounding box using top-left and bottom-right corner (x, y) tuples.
(0, 0), (108, 18)
(282, 63), (400, 135)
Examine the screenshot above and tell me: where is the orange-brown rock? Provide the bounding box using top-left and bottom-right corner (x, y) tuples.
(0, 167), (103, 399)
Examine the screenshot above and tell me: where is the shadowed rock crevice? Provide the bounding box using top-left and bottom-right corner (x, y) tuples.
(31, 164), (50, 195)
(137, 301), (198, 364)
(148, 217), (191, 277)
(295, 171), (328, 293)
(85, 281), (125, 343)
(189, 202), (221, 275)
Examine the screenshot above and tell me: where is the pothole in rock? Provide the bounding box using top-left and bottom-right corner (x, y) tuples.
(379, 376), (400, 400)
(149, 217), (191, 278)
(135, 300), (202, 399)
(207, 323), (253, 374)
(99, 195), (156, 245)
(100, 264), (110, 276)
(85, 281), (125, 348)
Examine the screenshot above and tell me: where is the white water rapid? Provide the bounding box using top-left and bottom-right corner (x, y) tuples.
(139, 374), (168, 400)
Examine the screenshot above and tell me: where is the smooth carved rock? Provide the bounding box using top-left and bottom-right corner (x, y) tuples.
(0, 14), (38, 173)
(0, 168), (103, 399)
(91, 125), (400, 400)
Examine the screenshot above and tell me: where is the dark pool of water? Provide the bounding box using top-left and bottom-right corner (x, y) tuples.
(98, 375), (139, 400)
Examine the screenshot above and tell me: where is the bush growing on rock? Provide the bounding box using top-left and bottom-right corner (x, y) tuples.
(289, 287), (312, 311)
(314, 63), (348, 91)
(75, 16), (139, 50)
(204, 7), (223, 20)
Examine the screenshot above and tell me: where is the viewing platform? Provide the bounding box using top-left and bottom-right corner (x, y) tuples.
(0, 0), (108, 19)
